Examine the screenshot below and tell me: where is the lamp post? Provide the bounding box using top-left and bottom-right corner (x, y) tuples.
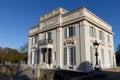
(93, 40), (100, 71)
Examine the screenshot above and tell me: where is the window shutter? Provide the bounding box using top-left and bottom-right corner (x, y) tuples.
(73, 46), (76, 65)
(89, 26), (92, 37)
(64, 47), (67, 65)
(73, 26), (76, 36)
(64, 28), (67, 38)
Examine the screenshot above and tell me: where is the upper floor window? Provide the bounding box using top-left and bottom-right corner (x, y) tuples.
(99, 30), (104, 41)
(107, 35), (110, 43)
(44, 33), (46, 40)
(43, 32), (52, 40)
(32, 35), (38, 45)
(48, 32), (52, 40)
(90, 46), (94, 64)
(101, 48), (105, 65)
(89, 26), (96, 38)
(64, 26), (75, 38)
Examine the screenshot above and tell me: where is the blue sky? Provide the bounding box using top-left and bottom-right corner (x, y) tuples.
(0, 0), (120, 51)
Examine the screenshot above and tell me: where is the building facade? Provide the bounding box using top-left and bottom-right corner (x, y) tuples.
(28, 7), (116, 72)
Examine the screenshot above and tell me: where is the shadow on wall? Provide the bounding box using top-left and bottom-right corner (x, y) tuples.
(77, 61), (93, 72)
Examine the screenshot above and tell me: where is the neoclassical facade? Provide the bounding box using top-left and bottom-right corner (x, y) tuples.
(28, 7), (116, 72)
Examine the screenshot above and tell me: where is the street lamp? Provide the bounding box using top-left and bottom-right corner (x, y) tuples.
(93, 40), (100, 71)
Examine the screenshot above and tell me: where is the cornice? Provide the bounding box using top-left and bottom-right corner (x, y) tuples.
(28, 31), (39, 37)
(29, 7), (114, 37)
(40, 13), (60, 23)
(62, 7), (112, 30)
(85, 16), (114, 35)
(62, 7), (84, 17)
(84, 8), (112, 28)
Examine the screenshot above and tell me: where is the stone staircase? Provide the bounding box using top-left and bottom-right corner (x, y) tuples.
(13, 66), (38, 80)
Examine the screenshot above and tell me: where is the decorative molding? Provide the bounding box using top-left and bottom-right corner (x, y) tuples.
(64, 37), (75, 46)
(107, 44), (112, 48)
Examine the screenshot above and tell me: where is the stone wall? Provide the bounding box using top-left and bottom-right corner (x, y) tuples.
(0, 64), (17, 75)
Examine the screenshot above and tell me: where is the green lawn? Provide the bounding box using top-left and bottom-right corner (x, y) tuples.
(0, 72), (4, 77)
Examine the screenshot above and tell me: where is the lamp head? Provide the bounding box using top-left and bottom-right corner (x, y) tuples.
(93, 40), (99, 49)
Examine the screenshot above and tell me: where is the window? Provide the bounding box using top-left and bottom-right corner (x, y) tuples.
(31, 37), (34, 45)
(64, 47), (67, 65)
(101, 49), (105, 65)
(89, 26), (96, 38)
(35, 36), (38, 44)
(109, 50), (112, 65)
(35, 49), (40, 64)
(48, 32), (52, 40)
(30, 52), (32, 64)
(64, 26), (75, 38)
(90, 46), (94, 64)
(64, 46), (76, 66)
(53, 52), (56, 60)
(69, 26), (75, 37)
(99, 30), (104, 40)
(107, 35), (110, 43)
(41, 48), (47, 62)
(64, 28), (67, 38)
(32, 35), (38, 45)
(34, 51), (36, 64)
(69, 46), (76, 65)
(44, 33), (46, 40)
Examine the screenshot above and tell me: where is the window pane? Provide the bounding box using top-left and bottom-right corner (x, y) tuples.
(101, 49), (105, 65)
(44, 34), (46, 39)
(31, 37), (33, 45)
(94, 28), (96, 38)
(69, 26), (76, 37)
(89, 26), (96, 38)
(69, 46), (76, 65)
(69, 27), (73, 37)
(30, 52), (32, 64)
(73, 26), (76, 36)
(35, 35), (38, 44)
(102, 32), (104, 41)
(109, 50), (112, 65)
(89, 26), (92, 37)
(64, 47), (67, 65)
(108, 35), (110, 43)
(69, 47), (72, 65)
(64, 28), (67, 38)
(90, 46), (93, 64)
(48, 32), (52, 40)
(73, 46), (76, 65)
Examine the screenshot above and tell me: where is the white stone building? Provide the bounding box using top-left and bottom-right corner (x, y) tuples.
(28, 7), (116, 72)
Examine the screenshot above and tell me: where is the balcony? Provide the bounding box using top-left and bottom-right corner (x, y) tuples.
(39, 39), (53, 46)
(31, 44), (37, 49)
(64, 37), (75, 46)
(66, 37), (74, 44)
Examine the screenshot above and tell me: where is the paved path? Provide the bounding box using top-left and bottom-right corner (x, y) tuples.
(102, 67), (120, 80)
(85, 67), (120, 80)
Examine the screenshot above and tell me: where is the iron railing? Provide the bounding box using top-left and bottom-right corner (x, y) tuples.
(39, 39), (53, 45)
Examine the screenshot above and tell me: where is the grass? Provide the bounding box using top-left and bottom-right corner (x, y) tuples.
(0, 72), (4, 77)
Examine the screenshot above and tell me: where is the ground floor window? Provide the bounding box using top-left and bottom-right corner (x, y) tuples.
(101, 48), (105, 65)
(90, 46), (94, 65)
(64, 46), (76, 66)
(109, 50), (112, 65)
